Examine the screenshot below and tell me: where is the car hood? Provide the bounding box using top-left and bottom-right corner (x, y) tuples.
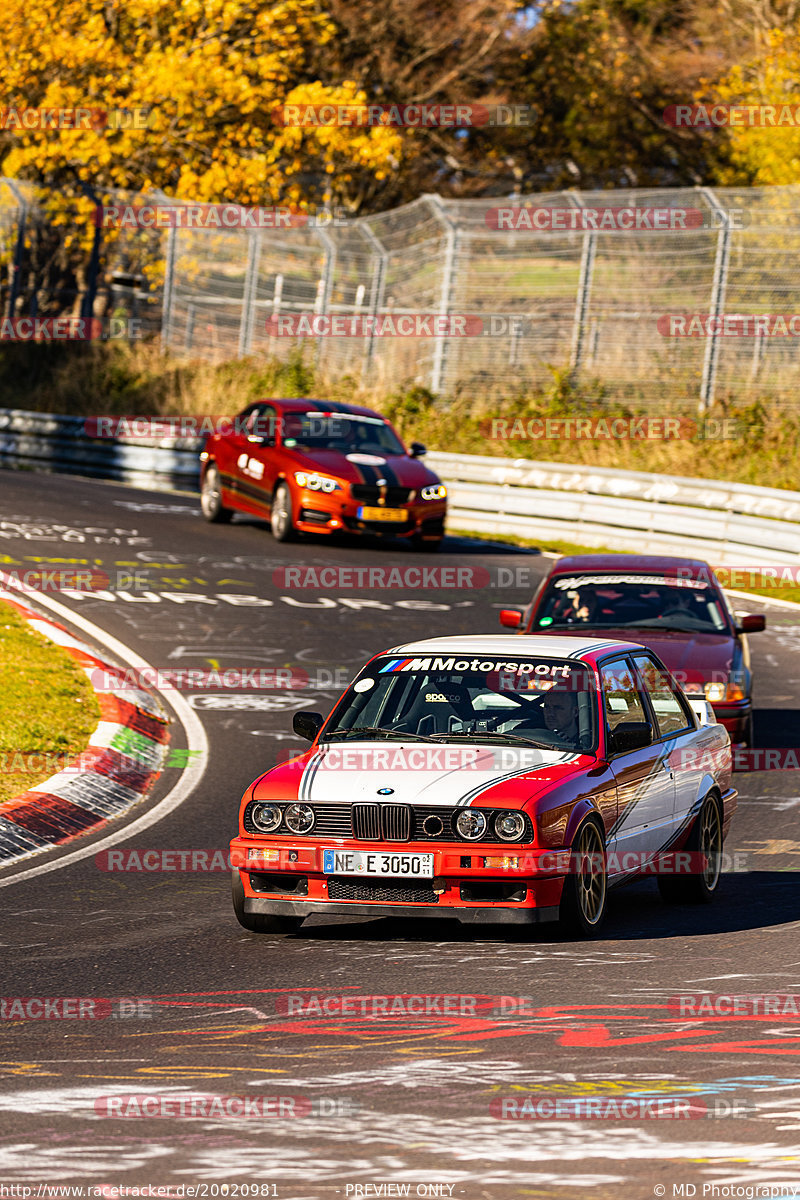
(281, 448), (439, 488)
(253, 741), (592, 808)
(538, 626), (735, 683)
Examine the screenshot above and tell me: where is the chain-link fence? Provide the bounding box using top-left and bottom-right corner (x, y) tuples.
(3, 181), (800, 407)
(160, 185), (800, 408)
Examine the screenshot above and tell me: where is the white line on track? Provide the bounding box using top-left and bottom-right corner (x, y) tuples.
(0, 572), (208, 888)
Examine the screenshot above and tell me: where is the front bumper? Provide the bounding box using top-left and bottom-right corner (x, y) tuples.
(231, 836), (566, 921)
(294, 487), (446, 540)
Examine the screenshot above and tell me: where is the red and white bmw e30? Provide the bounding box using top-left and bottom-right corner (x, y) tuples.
(231, 635), (735, 937)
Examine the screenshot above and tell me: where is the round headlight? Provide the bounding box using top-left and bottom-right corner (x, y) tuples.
(251, 802), (282, 833)
(494, 811), (526, 842)
(284, 803), (315, 834)
(455, 809), (487, 841)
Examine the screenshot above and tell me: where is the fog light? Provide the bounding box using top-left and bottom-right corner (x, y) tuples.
(432, 877), (446, 894)
(483, 856), (520, 870)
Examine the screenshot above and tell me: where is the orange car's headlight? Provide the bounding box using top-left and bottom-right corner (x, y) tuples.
(294, 471), (341, 493)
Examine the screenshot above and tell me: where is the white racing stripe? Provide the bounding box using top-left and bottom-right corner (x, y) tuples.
(295, 740), (575, 807)
(0, 572), (208, 888)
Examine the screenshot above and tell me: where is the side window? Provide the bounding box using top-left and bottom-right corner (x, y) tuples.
(246, 404), (277, 446)
(599, 659), (647, 732)
(633, 655), (692, 738)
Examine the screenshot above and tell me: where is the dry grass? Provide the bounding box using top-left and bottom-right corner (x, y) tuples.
(1, 341), (798, 490)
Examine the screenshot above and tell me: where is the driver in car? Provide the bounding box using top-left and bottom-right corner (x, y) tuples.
(541, 686), (580, 745)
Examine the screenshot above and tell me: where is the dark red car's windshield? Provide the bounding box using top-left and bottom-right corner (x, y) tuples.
(535, 574), (730, 635)
(282, 411), (405, 457)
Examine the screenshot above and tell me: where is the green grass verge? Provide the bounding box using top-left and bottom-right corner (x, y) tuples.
(0, 602), (101, 803)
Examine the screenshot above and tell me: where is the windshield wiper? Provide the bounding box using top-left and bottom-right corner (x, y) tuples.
(323, 726), (440, 743)
(428, 730), (558, 750)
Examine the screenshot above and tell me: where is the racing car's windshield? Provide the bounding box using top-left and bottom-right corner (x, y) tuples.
(323, 655), (598, 754)
(535, 574), (729, 634)
(281, 411), (406, 457)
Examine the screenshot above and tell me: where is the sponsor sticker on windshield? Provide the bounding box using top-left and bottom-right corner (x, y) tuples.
(378, 656), (573, 676)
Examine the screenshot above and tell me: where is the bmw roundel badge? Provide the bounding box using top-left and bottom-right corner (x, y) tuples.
(377, 787), (394, 795)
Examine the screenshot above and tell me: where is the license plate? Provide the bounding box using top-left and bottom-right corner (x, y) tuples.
(323, 849), (434, 877)
(357, 506), (408, 522)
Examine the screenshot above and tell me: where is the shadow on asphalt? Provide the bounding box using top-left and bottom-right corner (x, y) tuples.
(292, 870), (800, 945)
(753, 707), (800, 748)
(228, 519), (540, 557)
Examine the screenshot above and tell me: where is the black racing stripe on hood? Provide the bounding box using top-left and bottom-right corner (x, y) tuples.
(356, 462), (380, 486)
(378, 461), (401, 488)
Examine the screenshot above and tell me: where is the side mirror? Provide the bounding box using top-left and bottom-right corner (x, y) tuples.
(737, 614), (765, 633)
(293, 711), (324, 741)
(409, 441), (427, 458)
(608, 721), (652, 754)
(499, 608), (523, 629)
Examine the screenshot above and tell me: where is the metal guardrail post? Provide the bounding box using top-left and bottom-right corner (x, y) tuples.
(568, 191), (596, 373)
(426, 195), (459, 397)
(359, 221), (388, 377)
(161, 224), (178, 351)
(2, 179), (27, 320)
(237, 229), (262, 357)
(699, 188), (731, 413)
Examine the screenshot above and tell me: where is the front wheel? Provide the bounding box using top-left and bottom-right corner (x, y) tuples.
(270, 482), (296, 542)
(200, 464), (232, 523)
(231, 870), (304, 935)
(657, 794), (722, 905)
(558, 818), (607, 937)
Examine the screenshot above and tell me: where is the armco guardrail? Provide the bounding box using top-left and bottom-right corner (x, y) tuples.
(1, 407), (799, 564)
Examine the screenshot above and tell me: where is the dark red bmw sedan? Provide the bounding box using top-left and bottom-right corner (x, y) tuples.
(499, 555), (765, 747)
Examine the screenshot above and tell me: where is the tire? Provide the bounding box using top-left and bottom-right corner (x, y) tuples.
(231, 870), (304, 935)
(200, 464), (232, 523)
(741, 712), (754, 749)
(270, 482), (296, 542)
(657, 794), (722, 905)
(558, 818), (607, 937)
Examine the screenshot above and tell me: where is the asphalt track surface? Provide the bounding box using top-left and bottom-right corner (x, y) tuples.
(2, 469), (800, 1200)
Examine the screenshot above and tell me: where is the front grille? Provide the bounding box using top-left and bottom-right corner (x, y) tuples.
(352, 804), (381, 840)
(351, 485), (412, 505)
(328, 876), (438, 904)
(244, 801), (533, 843)
(381, 805), (411, 841)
